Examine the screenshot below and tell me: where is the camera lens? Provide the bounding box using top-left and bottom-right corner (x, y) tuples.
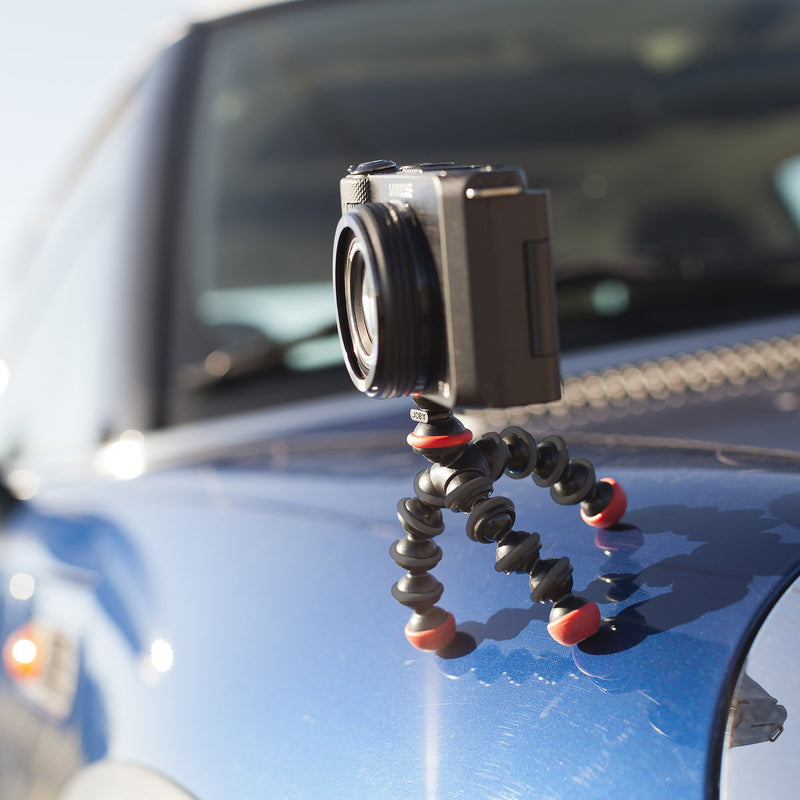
(344, 238), (379, 375)
(333, 202), (440, 398)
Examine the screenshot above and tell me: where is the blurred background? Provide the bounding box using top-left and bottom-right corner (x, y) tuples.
(0, 0), (197, 265)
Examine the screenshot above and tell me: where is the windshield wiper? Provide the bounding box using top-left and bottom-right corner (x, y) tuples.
(179, 322), (339, 391)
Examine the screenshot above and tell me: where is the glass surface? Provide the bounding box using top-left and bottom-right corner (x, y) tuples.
(0, 86), (146, 466)
(349, 245), (378, 376)
(182, 0), (800, 376)
(721, 575), (800, 799)
(360, 261), (378, 354)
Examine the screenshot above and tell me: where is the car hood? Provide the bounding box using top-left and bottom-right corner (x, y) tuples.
(4, 315), (800, 799)
(36, 440), (799, 799)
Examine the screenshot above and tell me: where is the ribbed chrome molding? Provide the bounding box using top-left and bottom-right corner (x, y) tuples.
(479, 333), (800, 430)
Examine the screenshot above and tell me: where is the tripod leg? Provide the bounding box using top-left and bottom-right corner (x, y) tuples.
(391, 497), (457, 652)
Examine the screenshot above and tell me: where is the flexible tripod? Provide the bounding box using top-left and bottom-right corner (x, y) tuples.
(390, 398), (627, 652)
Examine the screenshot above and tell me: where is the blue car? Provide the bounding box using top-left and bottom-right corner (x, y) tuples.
(1, 0), (800, 797)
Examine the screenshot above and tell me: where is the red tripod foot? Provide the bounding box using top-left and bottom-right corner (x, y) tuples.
(547, 601), (601, 646)
(581, 478), (627, 528)
(404, 610), (457, 652)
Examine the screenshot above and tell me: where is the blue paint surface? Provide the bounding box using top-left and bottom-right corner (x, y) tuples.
(2, 413), (800, 798)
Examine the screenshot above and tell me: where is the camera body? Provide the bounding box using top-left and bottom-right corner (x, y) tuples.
(333, 160), (561, 409)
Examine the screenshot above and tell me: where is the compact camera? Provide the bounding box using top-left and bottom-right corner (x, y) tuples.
(332, 160), (561, 409)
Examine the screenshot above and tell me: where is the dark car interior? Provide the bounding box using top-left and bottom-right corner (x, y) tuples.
(183, 0), (800, 355)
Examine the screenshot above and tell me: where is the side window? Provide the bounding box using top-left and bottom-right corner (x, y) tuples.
(0, 89), (147, 472)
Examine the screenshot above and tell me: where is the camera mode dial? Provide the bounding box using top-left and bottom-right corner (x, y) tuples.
(347, 159), (397, 175)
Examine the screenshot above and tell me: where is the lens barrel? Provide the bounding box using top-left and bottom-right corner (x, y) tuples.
(333, 202), (439, 398)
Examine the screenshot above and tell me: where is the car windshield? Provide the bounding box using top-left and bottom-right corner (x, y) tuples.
(182, 0), (800, 375)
